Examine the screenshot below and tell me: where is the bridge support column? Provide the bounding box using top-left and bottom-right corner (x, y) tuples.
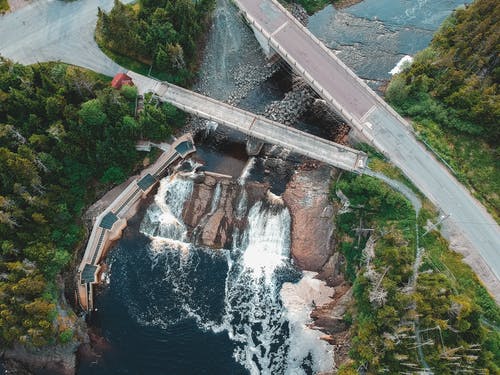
(249, 25), (277, 59)
(246, 137), (264, 156)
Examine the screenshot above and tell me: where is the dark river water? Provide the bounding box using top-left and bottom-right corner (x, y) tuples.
(78, 219), (245, 374)
(76, 1), (468, 374)
(309, 0), (470, 88)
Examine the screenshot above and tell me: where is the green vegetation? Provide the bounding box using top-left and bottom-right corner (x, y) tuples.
(385, 0), (499, 221)
(0, 0), (9, 14)
(96, 0), (215, 85)
(417, 202), (500, 372)
(332, 171), (499, 373)
(0, 59), (183, 347)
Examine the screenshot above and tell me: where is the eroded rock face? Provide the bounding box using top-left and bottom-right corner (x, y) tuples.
(182, 173), (269, 249)
(283, 164), (337, 272)
(311, 285), (353, 368)
(199, 180), (237, 248)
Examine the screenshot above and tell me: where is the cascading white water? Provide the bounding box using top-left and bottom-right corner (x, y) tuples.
(238, 157), (255, 185)
(241, 201), (290, 282)
(222, 200), (293, 374)
(137, 175), (333, 374)
(140, 175), (194, 250)
(208, 182), (222, 215)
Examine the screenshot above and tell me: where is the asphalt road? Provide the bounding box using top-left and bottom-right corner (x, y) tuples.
(0, 0), (133, 76)
(235, 0), (500, 299)
(1, 0), (498, 300)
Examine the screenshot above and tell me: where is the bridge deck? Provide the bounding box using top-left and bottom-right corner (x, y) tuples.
(128, 71), (367, 173)
(234, 0), (500, 296)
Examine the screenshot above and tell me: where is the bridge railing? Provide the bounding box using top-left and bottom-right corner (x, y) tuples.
(238, 10), (369, 138)
(155, 81), (366, 172)
(235, 0), (417, 142)
(265, 0), (417, 132)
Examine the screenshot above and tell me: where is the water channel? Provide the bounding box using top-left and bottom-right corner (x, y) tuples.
(77, 0), (469, 374)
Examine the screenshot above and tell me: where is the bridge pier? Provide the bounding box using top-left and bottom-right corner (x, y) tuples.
(246, 136), (264, 156)
(248, 24), (277, 59)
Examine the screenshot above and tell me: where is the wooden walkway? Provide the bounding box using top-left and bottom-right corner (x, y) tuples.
(77, 134), (195, 312)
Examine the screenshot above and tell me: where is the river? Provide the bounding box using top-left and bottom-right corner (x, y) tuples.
(77, 0), (467, 374)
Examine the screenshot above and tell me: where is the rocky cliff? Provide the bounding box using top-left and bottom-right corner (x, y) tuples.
(283, 164), (337, 273)
(183, 172), (269, 248)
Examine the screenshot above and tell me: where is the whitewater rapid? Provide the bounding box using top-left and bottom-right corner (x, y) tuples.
(136, 174), (334, 374)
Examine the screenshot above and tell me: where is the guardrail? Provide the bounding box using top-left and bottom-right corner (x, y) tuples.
(155, 81), (366, 172)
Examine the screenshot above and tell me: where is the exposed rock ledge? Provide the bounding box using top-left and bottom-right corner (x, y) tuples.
(183, 172), (269, 248)
(1, 341), (78, 375)
(310, 285), (353, 369)
(283, 163), (338, 273)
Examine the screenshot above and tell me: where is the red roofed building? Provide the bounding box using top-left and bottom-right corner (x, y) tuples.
(111, 73), (133, 89)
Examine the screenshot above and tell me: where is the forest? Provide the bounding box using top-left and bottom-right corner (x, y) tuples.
(0, 59), (182, 347)
(96, 0), (215, 85)
(332, 166), (500, 374)
(386, 0), (499, 220)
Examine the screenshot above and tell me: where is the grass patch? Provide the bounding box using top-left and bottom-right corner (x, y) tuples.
(96, 41), (154, 77)
(357, 143), (423, 197)
(419, 203), (500, 326)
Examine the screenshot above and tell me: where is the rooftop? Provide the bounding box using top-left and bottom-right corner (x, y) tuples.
(175, 140), (195, 157)
(81, 264), (98, 284)
(138, 173), (157, 191)
(100, 212), (118, 230)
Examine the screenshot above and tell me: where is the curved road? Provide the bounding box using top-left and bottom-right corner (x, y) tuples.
(0, 0), (133, 76)
(235, 0), (500, 302)
(1, 0), (499, 301)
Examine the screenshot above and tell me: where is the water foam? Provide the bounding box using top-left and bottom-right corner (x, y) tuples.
(135, 174), (334, 374)
(219, 201), (296, 374)
(280, 271), (335, 374)
(389, 55), (414, 75)
(140, 175), (193, 244)
(241, 201), (290, 282)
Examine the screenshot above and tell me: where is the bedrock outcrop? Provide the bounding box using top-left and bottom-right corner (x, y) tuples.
(283, 163), (337, 272)
(183, 172), (269, 248)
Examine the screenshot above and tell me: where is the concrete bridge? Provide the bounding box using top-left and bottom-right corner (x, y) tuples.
(128, 71), (367, 174)
(1, 0), (498, 300)
(234, 0), (500, 299)
(77, 135), (195, 312)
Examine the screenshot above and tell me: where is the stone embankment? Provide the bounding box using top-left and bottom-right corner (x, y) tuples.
(226, 64), (279, 106)
(287, 3), (309, 26)
(263, 76), (315, 125)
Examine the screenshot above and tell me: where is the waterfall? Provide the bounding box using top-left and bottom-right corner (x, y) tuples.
(221, 200), (293, 374)
(238, 157), (255, 185)
(205, 120), (219, 135)
(135, 175), (333, 374)
(240, 201), (290, 282)
(140, 175), (194, 250)
(208, 182), (222, 215)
